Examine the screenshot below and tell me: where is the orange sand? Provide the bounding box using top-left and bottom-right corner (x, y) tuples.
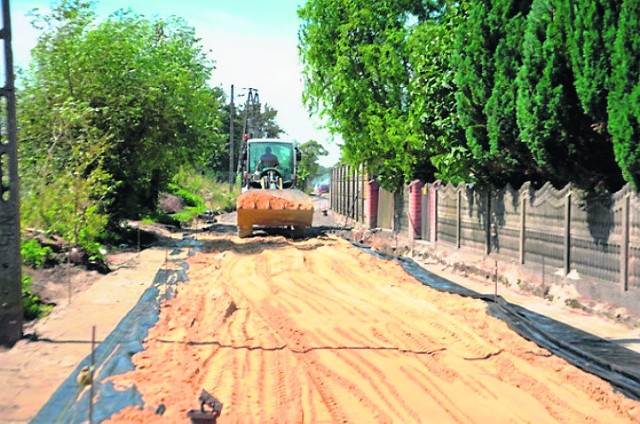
(108, 235), (640, 423)
(236, 190), (313, 210)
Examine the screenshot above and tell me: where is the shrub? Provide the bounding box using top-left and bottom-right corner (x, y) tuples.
(21, 239), (52, 268)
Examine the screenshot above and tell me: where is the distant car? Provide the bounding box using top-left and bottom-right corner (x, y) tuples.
(316, 184), (329, 194)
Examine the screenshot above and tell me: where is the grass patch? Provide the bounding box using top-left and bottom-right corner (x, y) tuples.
(565, 298), (584, 310)
(21, 239), (53, 268)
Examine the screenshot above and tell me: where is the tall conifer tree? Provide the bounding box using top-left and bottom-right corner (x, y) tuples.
(608, 0), (640, 187)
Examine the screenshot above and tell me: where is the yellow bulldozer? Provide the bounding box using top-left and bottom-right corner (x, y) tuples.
(236, 138), (313, 238)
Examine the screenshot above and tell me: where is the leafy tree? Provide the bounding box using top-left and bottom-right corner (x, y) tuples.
(18, 0), (226, 240)
(557, 0), (624, 189)
(297, 140), (328, 189)
(407, 4), (471, 184)
(608, 0), (640, 187)
(250, 104), (285, 139)
(298, 0), (429, 190)
(484, 0), (542, 185)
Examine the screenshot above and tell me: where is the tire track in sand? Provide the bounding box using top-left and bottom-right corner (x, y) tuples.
(310, 327), (422, 422)
(106, 235), (640, 423)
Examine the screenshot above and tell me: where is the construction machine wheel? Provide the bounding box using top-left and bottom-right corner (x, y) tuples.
(291, 225), (305, 239)
(238, 226), (253, 238)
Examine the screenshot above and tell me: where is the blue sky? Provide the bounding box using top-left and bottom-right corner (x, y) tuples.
(11, 0), (341, 166)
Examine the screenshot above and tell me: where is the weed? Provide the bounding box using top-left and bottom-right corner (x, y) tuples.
(21, 275), (54, 320)
(21, 239), (53, 268)
(565, 298), (583, 310)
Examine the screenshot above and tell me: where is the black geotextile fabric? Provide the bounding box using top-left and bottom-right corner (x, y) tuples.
(31, 237), (201, 424)
(397, 255), (640, 401)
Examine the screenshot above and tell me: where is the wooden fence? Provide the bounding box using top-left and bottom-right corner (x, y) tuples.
(329, 168), (640, 313)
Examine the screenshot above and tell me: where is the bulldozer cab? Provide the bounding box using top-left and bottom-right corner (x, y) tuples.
(242, 139), (298, 190)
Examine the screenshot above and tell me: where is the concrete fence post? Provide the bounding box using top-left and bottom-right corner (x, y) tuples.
(421, 184), (429, 240)
(330, 168), (334, 210)
(433, 185), (439, 242)
(332, 167), (337, 212)
(519, 194), (527, 265)
(343, 166), (347, 216)
(564, 192), (572, 276)
(485, 189), (491, 256)
(456, 189), (462, 249)
(352, 166), (357, 219)
(340, 166), (345, 215)
(621, 194), (630, 292)
(360, 166), (366, 223)
(348, 167), (351, 217)
(345, 165), (350, 218)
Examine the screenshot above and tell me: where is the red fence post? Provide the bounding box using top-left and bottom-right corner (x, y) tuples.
(408, 180), (424, 240)
(366, 179), (380, 228)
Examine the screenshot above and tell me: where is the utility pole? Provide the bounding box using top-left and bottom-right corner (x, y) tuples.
(228, 84), (235, 192)
(241, 88), (259, 139)
(0, 0), (23, 346)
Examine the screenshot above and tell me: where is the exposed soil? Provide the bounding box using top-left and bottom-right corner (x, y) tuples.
(2, 195), (639, 423)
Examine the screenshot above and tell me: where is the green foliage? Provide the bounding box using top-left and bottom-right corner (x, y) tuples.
(516, 0), (575, 186)
(21, 239), (52, 268)
(298, 0), (636, 192)
(298, 140), (328, 188)
(484, 0), (540, 185)
(608, 0), (640, 187)
(453, 0), (492, 167)
(167, 183), (206, 225)
(453, 0), (539, 186)
(407, 7), (471, 184)
(22, 275), (53, 320)
(562, 0), (619, 125)
(515, 0), (622, 189)
(148, 167), (236, 226)
(299, 0), (429, 190)
(18, 0), (227, 241)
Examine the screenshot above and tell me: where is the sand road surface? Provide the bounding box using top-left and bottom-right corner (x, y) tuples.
(109, 234), (639, 423)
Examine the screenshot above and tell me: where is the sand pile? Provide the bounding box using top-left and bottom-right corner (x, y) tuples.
(236, 190), (313, 210)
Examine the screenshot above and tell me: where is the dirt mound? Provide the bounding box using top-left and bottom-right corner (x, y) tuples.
(237, 190), (313, 210)
(158, 193), (185, 214)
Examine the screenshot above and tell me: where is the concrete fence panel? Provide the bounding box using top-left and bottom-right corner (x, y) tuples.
(329, 174), (639, 314)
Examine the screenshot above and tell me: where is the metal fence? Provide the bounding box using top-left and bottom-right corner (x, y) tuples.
(330, 165), (366, 224)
